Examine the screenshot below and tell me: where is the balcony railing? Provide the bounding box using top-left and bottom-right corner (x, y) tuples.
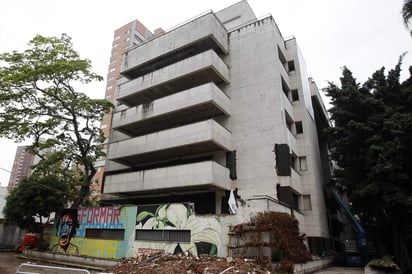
(117, 49), (229, 106)
(107, 119), (231, 166)
(121, 12), (228, 78)
(103, 161), (230, 194)
(112, 82), (230, 136)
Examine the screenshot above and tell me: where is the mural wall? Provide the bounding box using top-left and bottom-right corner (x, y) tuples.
(49, 204), (221, 259)
(50, 207), (137, 258)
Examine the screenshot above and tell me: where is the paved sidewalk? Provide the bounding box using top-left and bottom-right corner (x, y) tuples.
(315, 266), (364, 273)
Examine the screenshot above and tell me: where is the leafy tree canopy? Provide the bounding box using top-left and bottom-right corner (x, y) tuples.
(325, 57), (412, 270)
(3, 175), (69, 234)
(0, 34), (112, 208)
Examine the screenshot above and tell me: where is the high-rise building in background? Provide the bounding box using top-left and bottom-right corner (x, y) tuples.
(101, 0), (340, 257)
(90, 20), (155, 200)
(7, 146), (35, 191)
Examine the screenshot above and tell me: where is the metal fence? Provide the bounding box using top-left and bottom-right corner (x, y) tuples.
(16, 263), (91, 274)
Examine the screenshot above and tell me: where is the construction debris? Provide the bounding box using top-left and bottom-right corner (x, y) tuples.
(105, 253), (273, 274)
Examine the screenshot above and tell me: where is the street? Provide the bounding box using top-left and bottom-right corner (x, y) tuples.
(0, 252), (29, 274)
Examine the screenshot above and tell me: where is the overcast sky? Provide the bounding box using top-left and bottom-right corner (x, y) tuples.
(0, 0), (411, 186)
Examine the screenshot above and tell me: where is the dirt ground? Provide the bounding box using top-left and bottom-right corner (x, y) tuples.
(0, 251), (365, 274)
(0, 252), (29, 274)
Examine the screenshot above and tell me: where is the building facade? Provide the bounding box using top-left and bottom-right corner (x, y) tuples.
(7, 146), (35, 191)
(91, 20), (155, 201)
(102, 1), (333, 256)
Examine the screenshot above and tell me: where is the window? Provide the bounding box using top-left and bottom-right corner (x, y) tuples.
(114, 35), (120, 41)
(291, 89), (299, 101)
(135, 229), (191, 243)
(113, 43), (119, 48)
(277, 45), (287, 71)
(303, 195), (312, 210)
(288, 60), (295, 72)
(86, 229), (125, 240)
(291, 153), (298, 171)
(295, 121), (303, 134)
(109, 67), (116, 73)
(277, 186), (300, 211)
(299, 156), (307, 170)
(285, 111), (294, 132)
(106, 85), (113, 91)
(275, 143), (291, 176)
(281, 77), (290, 98)
(101, 124), (107, 129)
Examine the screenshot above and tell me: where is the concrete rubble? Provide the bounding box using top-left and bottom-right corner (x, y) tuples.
(104, 253), (273, 274)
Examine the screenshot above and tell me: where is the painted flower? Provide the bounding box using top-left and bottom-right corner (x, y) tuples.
(131, 204), (221, 257)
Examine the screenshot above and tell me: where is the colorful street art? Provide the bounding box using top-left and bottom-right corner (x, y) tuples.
(50, 209), (80, 254)
(132, 204), (221, 256)
(49, 204), (221, 259)
(50, 207), (137, 259)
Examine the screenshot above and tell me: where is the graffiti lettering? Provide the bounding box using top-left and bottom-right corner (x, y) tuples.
(78, 208), (121, 224)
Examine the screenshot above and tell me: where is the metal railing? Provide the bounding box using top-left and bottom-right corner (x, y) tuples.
(16, 263), (91, 274)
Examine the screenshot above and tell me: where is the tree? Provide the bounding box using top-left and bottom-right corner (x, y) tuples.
(402, 0), (412, 35)
(325, 58), (412, 272)
(0, 34), (112, 208)
(3, 175), (69, 243)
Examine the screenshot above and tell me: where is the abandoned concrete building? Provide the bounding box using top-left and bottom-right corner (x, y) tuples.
(101, 1), (334, 257)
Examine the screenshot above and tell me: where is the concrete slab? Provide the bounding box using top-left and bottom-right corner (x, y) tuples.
(315, 266), (364, 274)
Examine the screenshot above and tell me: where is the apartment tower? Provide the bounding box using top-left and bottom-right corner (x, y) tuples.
(91, 20), (154, 200)
(7, 146), (35, 191)
(102, 1), (333, 256)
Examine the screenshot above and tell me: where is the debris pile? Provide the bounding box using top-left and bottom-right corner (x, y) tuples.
(105, 253), (273, 274)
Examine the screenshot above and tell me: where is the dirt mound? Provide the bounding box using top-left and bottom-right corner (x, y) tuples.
(105, 253), (272, 273)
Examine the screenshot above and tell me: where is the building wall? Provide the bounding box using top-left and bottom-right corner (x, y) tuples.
(7, 146), (35, 191)
(91, 20), (153, 201)
(49, 205), (221, 259)
(102, 1), (332, 257)
(0, 186), (7, 219)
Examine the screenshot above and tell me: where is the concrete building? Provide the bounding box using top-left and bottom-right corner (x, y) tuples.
(0, 186), (7, 219)
(7, 145), (35, 191)
(102, 1), (332, 256)
(91, 20), (155, 201)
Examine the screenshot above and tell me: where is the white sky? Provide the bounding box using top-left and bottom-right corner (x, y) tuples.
(0, 0), (411, 186)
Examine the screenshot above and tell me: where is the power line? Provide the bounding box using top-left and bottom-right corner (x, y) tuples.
(0, 166), (12, 174)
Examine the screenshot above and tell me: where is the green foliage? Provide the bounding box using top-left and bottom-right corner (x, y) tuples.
(325, 57), (412, 268)
(0, 34), (113, 208)
(367, 255), (401, 272)
(3, 175), (69, 233)
(325, 58), (412, 220)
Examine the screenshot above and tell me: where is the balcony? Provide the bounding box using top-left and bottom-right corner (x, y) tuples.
(116, 49), (229, 106)
(103, 161), (230, 194)
(112, 83), (230, 136)
(287, 130), (297, 152)
(121, 12), (228, 78)
(107, 119), (231, 166)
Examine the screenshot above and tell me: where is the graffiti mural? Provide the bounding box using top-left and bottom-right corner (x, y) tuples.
(132, 204), (221, 256)
(49, 204), (221, 259)
(50, 209), (80, 254)
(50, 207), (137, 259)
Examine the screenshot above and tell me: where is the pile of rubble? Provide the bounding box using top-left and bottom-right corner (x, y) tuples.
(105, 253), (273, 274)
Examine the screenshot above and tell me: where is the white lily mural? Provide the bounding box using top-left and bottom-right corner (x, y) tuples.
(130, 204), (221, 257)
